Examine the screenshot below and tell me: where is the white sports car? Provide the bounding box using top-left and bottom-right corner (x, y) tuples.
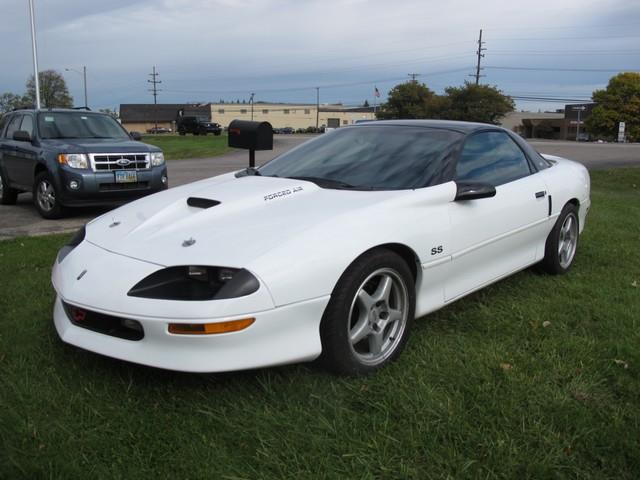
(51, 120), (590, 375)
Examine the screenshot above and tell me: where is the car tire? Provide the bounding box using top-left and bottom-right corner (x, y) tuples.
(0, 168), (18, 205)
(33, 171), (64, 219)
(541, 203), (580, 275)
(319, 249), (416, 375)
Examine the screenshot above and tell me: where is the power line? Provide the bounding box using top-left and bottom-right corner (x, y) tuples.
(486, 65), (639, 73)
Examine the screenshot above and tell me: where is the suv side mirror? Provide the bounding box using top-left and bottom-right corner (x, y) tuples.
(455, 182), (496, 201)
(13, 130), (32, 143)
(130, 131), (142, 141)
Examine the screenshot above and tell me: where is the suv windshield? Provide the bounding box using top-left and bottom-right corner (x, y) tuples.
(259, 125), (462, 190)
(37, 112), (130, 140)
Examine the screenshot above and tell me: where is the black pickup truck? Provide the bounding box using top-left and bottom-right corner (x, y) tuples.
(0, 108), (168, 218)
(177, 116), (222, 136)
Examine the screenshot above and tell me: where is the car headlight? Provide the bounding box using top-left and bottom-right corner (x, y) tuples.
(128, 266), (259, 301)
(58, 153), (89, 169)
(57, 225), (86, 263)
(150, 152), (165, 166)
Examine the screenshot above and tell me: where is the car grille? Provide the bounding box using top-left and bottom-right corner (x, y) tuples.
(89, 153), (149, 172)
(62, 301), (144, 341)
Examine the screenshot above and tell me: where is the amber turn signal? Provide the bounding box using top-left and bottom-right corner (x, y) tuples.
(168, 318), (255, 335)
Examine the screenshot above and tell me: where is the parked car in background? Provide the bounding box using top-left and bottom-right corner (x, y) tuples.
(0, 108), (168, 218)
(51, 120), (590, 375)
(280, 127), (295, 134)
(146, 126), (172, 134)
(177, 116), (222, 136)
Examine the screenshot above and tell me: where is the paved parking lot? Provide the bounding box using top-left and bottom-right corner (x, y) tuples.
(1, 137), (638, 240)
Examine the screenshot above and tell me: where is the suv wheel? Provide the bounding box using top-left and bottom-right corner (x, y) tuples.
(33, 172), (64, 219)
(0, 168), (19, 205)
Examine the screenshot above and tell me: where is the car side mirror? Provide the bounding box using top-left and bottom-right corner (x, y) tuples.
(455, 182), (496, 201)
(130, 131), (142, 141)
(13, 130), (32, 143)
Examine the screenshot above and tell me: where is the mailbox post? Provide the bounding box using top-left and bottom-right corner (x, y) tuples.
(228, 120), (273, 168)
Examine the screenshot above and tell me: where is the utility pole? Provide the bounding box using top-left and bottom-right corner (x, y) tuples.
(315, 87), (320, 130)
(83, 66), (88, 108)
(250, 92), (255, 121)
(147, 66), (162, 130)
(471, 28), (486, 85)
(28, 0), (41, 109)
(408, 73), (421, 83)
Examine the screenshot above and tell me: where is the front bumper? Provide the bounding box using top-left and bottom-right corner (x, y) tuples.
(53, 294), (327, 373)
(57, 166), (168, 207)
(51, 240), (328, 372)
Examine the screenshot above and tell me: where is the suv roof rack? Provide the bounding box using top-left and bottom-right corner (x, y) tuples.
(71, 106), (92, 111)
(10, 106), (34, 112)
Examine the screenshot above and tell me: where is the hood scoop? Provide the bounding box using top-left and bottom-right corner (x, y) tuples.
(187, 197), (221, 209)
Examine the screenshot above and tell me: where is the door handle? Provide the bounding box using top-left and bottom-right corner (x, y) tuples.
(535, 191), (546, 198)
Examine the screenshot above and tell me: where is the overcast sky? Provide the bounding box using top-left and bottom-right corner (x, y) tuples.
(0, 0), (638, 111)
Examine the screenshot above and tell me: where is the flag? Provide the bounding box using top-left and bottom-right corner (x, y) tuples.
(374, 86), (380, 98)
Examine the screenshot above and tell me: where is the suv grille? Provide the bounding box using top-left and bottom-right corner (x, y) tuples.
(89, 153), (149, 172)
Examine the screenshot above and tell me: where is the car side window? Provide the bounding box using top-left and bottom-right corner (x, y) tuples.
(456, 131), (532, 186)
(20, 115), (34, 137)
(5, 115), (23, 140)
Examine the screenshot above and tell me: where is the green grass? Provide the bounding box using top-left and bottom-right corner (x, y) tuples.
(1, 168), (639, 479)
(142, 134), (233, 160)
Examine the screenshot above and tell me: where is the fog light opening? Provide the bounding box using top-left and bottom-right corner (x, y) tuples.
(161, 175), (168, 184)
(168, 318), (255, 335)
(69, 180), (80, 190)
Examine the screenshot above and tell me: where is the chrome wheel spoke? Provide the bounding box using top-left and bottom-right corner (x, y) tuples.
(350, 316), (371, 344)
(368, 331), (384, 356)
(372, 275), (393, 303)
(357, 289), (374, 311)
(388, 308), (403, 324)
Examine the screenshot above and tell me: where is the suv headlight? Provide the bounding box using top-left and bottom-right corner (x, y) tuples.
(150, 152), (165, 166)
(58, 154), (89, 169)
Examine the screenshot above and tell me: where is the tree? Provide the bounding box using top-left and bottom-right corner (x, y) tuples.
(363, 99), (370, 107)
(25, 70), (73, 108)
(375, 82), (437, 119)
(0, 92), (30, 113)
(99, 108), (119, 119)
(585, 72), (640, 141)
(441, 82), (514, 124)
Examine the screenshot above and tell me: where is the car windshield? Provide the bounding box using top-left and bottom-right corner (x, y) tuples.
(37, 112), (130, 140)
(259, 125), (462, 190)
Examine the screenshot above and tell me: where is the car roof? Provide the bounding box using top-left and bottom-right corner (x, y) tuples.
(356, 119), (503, 134)
(6, 108), (100, 114)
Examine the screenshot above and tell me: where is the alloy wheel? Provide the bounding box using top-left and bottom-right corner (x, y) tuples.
(347, 268), (409, 366)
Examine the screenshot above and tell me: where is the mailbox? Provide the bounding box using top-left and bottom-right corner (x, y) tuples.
(228, 120), (273, 151)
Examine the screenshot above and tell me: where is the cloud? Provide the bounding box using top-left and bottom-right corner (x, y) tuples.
(0, 0), (637, 109)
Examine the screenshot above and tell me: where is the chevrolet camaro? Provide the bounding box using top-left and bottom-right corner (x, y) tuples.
(51, 120), (590, 375)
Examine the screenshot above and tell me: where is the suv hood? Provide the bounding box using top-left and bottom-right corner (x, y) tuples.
(86, 173), (401, 267)
(41, 138), (159, 153)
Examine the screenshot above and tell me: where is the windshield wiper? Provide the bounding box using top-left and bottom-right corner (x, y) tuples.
(285, 176), (361, 189)
(235, 167), (262, 178)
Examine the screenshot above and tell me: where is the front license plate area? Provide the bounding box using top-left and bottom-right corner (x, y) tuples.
(115, 170), (138, 183)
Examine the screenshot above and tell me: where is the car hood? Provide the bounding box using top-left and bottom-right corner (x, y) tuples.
(41, 138), (159, 153)
(86, 173), (403, 268)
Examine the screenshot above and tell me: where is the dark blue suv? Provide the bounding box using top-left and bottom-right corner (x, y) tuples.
(0, 108), (168, 218)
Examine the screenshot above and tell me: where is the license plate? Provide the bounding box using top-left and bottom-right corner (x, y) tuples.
(115, 171), (138, 183)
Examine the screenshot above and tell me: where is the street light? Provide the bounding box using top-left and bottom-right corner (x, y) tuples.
(572, 105), (586, 141)
(250, 92), (255, 121)
(28, 0), (41, 109)
(65, 66), (88, 108)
